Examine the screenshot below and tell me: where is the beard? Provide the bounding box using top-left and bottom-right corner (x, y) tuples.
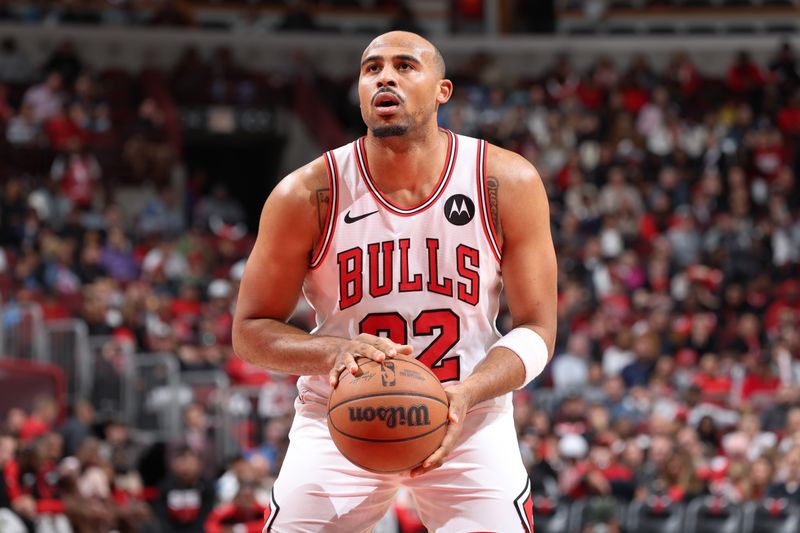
(372, 125), (409, 137)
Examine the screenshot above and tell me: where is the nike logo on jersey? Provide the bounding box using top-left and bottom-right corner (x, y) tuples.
(344, 210), (378, 224)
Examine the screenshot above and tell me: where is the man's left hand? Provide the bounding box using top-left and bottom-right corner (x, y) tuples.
(410, 383), (473, 477)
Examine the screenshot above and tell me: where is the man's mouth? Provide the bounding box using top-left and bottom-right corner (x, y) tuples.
(373, 92), (402, 115)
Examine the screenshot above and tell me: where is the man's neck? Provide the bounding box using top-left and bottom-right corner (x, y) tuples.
(363, 124), (448, 198)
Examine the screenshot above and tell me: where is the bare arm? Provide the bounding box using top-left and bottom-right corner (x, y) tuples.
(413, 144), (557, 475)
(461, 144), (558, 404)
(232, 158), (409, 382)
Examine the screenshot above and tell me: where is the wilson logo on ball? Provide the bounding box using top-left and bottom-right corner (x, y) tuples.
(348, 405), (431, 428)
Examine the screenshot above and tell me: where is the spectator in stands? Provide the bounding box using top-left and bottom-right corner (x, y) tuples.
(246, 417), (290, 476)
(4, 436), (91, 533)
(22, 71), (65, 124)
(59, 400), (95, 457)
(215, 454), (249, 504)
(123, 98), (175, 183)
(621, 330), (660, 387)
(42, 41), (83, 88)
(0, 177), (29, 248)
(768, 447), (800, 505)
(19, 395), (59, 444)
(181, 403), (219, 477)
(100, 227), (139, 283)
(45, 102), (90, 151)
(769, 41), (799, 88)
(5, 102), (43, 147)
(276, 0), (319, 32)
(152, 445), (214, 533)
(551, 332), (592, 397)
(387, 1), (423, 34)
(149, 0), (195, 27)
(692, 353), (732, 406)
(204, 477), (265, 533)
(193, 184), (246, 233)
(50, 141), (102, 210)
(76, 237), (107, 284)
(0, 82), (12, 124)
(171, 47), (211, 105)
(0, 38), (33, 85)
(742, 457), (775, 502)
(137, 187), (185, 238)
(0, 432), (27, 532)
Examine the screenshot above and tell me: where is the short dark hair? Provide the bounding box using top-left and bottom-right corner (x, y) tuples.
(432, 44), (446, 79)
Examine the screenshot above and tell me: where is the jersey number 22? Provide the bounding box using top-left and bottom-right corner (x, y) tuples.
(359, 310), (460, 382)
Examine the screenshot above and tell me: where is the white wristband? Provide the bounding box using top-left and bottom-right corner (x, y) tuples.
(490, 327), (549, 389)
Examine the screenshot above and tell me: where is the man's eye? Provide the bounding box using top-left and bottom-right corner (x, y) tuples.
(367, 64), (380, 73)
(398, 63), (412, 70)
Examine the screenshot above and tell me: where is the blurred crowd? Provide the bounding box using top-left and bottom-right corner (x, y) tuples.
(433, 42), (799, 530)
(0, 0), (417, 33)
(1, 26), (800, 533)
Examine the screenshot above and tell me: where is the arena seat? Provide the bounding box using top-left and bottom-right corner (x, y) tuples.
(625, 497), (686, 533)
(567, 497), (626, 533)
(684, 496), (744, 533)
(531, 496), (570, 533)
(0, 358), (66, 416)
(741, 499), (800, 533)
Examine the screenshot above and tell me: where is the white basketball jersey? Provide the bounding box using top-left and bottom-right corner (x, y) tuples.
(299, 130), (509, 409)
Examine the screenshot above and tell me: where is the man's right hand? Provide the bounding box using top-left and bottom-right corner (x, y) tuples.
(328, 333), (413, 387)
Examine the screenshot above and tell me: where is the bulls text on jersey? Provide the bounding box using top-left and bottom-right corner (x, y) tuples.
(336, 237), (480, 310)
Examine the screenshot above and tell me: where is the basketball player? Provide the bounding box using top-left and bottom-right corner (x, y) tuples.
(233, 31), (556, 532)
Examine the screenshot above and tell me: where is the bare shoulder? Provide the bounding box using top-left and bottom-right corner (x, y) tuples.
(268, 156), (330, 217)
(260, 155), (331, 242)
(484, 142), (541, 188)
(482, 143), (546, 245)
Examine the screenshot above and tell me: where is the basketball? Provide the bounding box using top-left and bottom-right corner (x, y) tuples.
(327, 356), (449, 473)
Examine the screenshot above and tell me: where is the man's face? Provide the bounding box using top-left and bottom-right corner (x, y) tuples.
(358, 33), (451, 138)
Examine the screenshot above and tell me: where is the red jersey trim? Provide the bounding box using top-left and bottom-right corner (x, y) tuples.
(354, 129), (457, 216)
(476, 140), (502, 264)
(309, 151), (339, 269)
(514, 477), (534, 533)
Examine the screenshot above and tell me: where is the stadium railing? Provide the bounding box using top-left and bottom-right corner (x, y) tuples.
(46, 318), (93, 402)
(536, 497), (800, 533)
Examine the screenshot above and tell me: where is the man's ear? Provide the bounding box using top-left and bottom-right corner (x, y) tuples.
(437, 79), (453, 105)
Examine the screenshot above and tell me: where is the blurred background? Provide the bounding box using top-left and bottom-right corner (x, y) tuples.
(0, 1), (798, 532)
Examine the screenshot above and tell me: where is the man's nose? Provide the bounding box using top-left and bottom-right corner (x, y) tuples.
(377, 67), (397, 88)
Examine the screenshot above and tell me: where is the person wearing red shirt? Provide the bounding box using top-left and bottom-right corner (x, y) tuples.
(44, 104), (89, 151)
(19, 396), (58, 444)
(727, 51), (766, 95)
(741, 356), (781, 406)
(204, 481), (266, 533)
(692, 353), (732, 406)
(777, 92), (800, 136)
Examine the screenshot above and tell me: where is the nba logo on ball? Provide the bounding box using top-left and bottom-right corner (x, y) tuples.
(381, 362), (397, 386)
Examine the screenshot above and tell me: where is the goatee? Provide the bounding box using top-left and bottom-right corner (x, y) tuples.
(372, 125), (408, 138)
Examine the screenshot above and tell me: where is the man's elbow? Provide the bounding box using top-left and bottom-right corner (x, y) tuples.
(231, 317), (267, 366)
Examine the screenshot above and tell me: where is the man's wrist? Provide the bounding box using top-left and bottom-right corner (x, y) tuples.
(450, 379), (479, 410)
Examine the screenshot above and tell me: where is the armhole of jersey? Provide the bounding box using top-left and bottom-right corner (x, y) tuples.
(309, 151), (339, 270)
(476, 140), (502, 264)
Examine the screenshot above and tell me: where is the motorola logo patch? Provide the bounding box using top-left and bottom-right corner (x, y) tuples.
(444, 194), (475, 226)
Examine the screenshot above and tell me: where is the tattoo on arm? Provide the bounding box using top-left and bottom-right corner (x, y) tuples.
(315, 188), (330, 231)
(486, 177), (499, 231)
